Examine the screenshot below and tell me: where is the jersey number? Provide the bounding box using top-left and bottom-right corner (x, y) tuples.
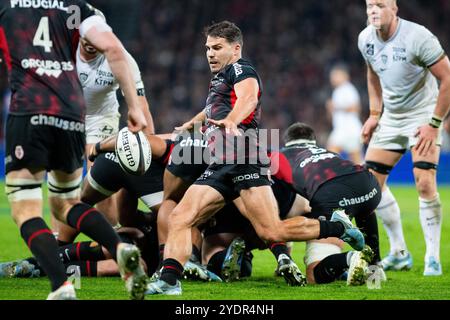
(33, 17), (53, 53)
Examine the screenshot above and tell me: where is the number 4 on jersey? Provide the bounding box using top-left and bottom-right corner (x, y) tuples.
(33, 17), (53, 53)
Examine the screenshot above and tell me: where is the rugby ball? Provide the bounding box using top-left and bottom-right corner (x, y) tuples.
(115, 127), (152, 175)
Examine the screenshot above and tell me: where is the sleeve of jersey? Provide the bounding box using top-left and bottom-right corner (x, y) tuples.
(357, 33), (369, 63)
(125, 51), (145, 91)
(415, 27), (445, 67)
(229, 63), (259, 85)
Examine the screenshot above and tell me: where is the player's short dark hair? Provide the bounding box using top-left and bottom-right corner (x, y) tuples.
(204, 21), (243, 46)
(284, 122), (316, 143)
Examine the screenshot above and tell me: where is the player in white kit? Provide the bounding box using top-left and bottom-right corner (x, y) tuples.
(359, 0), (450, 276)
(326, 64), (363, 164)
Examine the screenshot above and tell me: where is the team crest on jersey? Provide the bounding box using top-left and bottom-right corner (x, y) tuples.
(381, 54), (388, 65)
(366, 44), (374, 56)
(15, 146), (24, 160)
(79, 73), (88, 83)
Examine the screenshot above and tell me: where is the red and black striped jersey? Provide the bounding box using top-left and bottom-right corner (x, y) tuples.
(271, 143), (365, 200)
(203, 58), (264, 163)
(0, 0), (95, 122)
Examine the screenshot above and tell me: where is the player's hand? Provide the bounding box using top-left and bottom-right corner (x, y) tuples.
(127, 106), (147, 133)
(174, 120), (194, 132)
(414, 124), (439, 157)
(207, 118), (242, 136)
(361, 116), (379, 145)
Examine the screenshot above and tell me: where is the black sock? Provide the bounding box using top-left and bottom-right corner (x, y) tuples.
(191, 245), (201, 263)
(318, 220), (345, 239)
(160, 258), (183, 285)
(355, 212), (380, 264)
(58, 241), (106, 263)
(20, 218), (67, 291)
(269, 242), (290, 260)
(66, 203), (121, 260)
(207, 249), (227, 277)
(65, 261), (98, 277)
(313, 252), (349, 284)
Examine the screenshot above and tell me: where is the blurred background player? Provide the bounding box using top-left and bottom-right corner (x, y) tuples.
(359, 0), (450, 275)
(0, 0), (148, 299)
(326, 64), (363, 164)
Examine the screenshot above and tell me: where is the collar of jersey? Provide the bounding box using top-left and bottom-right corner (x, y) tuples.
(374, 17), (402, 45)
(285, 139), (316, 147)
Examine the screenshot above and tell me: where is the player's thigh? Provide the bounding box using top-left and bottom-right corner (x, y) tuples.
(365, 148), (403, 188)
(47, 168), (83, 220)
(6, 168), (46, 226)
(286, 194), (311, 218)
(411, 145), (440, 195)
(238, 185), (282, 232)
(163, 169), (191, 202)
(170, 184), (225, 229)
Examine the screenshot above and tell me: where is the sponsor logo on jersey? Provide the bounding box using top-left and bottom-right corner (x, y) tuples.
(338, 188), (378, 207)
(10, 0), (68, 11)
(232, 173), (260, 184)
(393, 47), (407, 62)
(233, 63), (243, 77)
(299, 153), (336, 168)
(366, 44), (374, 56)
(30, 114), (85, 132)
(21, 58), (74, 78)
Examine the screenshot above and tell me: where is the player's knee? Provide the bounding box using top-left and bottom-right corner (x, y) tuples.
(47, 175), (82, 216)
(413, 164), (437, 197)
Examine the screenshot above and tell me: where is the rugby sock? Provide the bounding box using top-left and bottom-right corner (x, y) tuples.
(270, 242), (291, 260)
(355, 212), (381, 264)
(313, 252), (349, 284)
(240, 251), (254, 278)
(20, 217), (67, 291)
(59, 241), (106, 263)
(66, 203), (121, 260)
(65, 261), (98, 277)
(160, 258), (184, 285)
(419, 194), (442, 261)
(376, 187), (408, 255)
(318, 220), (345, 239)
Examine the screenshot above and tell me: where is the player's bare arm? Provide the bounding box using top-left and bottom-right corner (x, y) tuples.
(83, 26), (147, 133)
(139, 96), (155, 135)
(415, 56), (450, 156)
(208, 78), (259, 136)
(362, 63), (383, 144)
(175, 110), (206, 132)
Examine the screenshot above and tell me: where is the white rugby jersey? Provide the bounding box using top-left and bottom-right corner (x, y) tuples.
(77, 46), (144, 116)
(358, 18), (445, 115)
(331, 81), (362, 130)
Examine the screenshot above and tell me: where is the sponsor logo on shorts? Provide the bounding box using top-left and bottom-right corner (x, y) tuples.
(232, 173), (260, 184)
(338, 188), (378, 207)
(15, 146), (24, 160)
(30, 115), (85, 132)
(197, 170), (213, 181)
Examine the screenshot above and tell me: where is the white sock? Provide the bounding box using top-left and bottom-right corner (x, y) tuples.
(376, 187), (408, 256)
(419, 194), (442, 262)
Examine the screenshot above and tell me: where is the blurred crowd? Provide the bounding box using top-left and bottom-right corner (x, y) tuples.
(1, 0), (449, 148)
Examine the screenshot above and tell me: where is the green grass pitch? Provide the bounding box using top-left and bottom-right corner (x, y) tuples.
(0, 184), (449, 300)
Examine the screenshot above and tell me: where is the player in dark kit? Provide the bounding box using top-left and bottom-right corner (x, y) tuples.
(147, 21), (365, 296)
(271, 122), (383, 285)
(0, 1), (148, 299)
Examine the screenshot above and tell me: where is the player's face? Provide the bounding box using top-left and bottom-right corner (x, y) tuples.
(330, 69), (348, 87)
(205, 36), (240, 74)
(366, 0), (397, 30)
(80, 38), (98, 56)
